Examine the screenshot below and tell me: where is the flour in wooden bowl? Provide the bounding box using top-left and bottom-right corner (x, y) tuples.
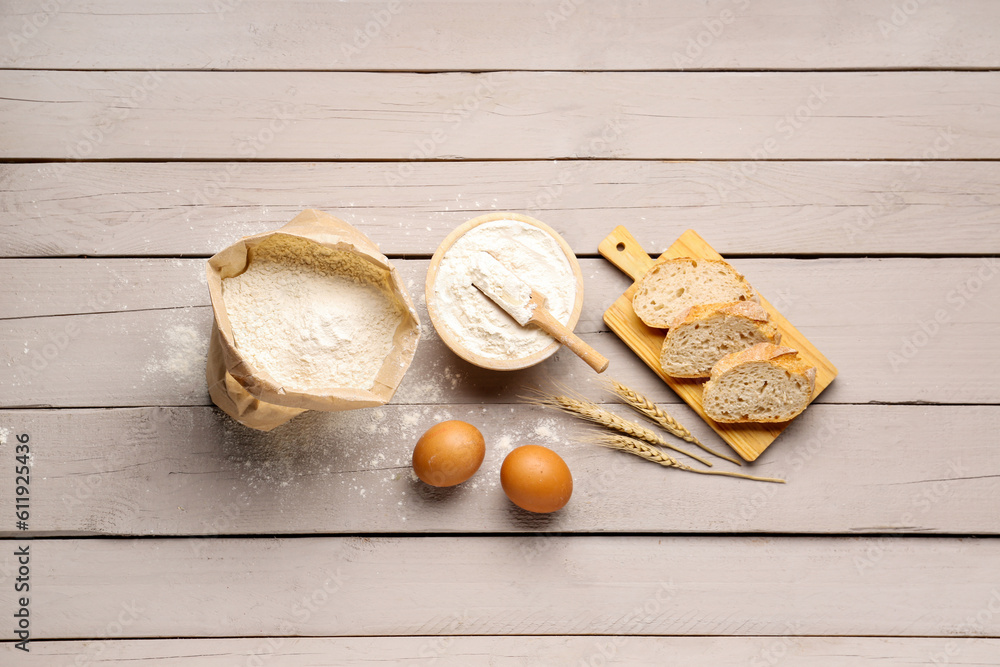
(222, 234), (406, 392)
(431, 219), (577, 360)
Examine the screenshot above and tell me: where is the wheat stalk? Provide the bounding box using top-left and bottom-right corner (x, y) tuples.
(524, 391), (713, 467)
(604, 379), (742, 466)
(595, 434), (785, 484)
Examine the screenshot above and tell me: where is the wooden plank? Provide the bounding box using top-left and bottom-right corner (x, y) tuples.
(1, 536), (998, 639)
(1, 71), (996, 160)
(0, 258), (206, 318)
(2, 257), (998, 407)
(0, 405), (996, 536)
(600, 227), (839, 461)
(10, 636), (1000, 665)
(4, 161), (1000, 258)
(2, 1), (998, 71)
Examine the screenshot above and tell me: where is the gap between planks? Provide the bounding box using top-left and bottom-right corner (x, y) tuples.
(9, 636), (1000, 665)
(5, 532), (999, 541)
(3, 68), (1000, 73)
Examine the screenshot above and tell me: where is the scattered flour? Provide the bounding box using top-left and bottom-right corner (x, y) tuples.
(532, 419), (560, 441)
(222, 235), (405, 392)
(144, 322), (208, 384)
(494, 434), (515, 459)
(405, 379), (444, 403)
(431, 219), (576, 360)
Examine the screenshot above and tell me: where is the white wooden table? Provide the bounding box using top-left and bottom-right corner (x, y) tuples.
(2, 2), (999, 664)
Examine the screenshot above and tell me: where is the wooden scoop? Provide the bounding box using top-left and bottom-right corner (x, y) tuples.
(470, 251), (610, 373)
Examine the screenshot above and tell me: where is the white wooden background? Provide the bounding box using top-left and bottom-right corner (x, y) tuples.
(1, 1), (999, 664)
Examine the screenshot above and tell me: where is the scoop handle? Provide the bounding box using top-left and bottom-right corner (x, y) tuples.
(529, 295), (610, 373)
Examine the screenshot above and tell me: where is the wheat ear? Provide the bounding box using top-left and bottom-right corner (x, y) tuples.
(595, 434), (785, 484)
(605, 379), (742, 466)
(524, 391), (713, 467)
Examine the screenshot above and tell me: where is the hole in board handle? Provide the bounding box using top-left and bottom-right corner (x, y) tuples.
(616, 242), (625, 252)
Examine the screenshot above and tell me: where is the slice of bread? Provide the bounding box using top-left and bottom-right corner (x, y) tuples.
(632, 258), (757, 329)
(702, 343), (816, 423)
(660, 301), (781, 378)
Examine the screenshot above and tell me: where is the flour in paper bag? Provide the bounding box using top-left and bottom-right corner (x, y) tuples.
(222, 235), (405, 392)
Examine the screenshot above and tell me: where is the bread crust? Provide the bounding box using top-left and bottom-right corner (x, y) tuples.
(703, 343), (817, 423)
(709, 343), (814, 383)
(667, 300), (773, 330)
(632, 258), (757, 329)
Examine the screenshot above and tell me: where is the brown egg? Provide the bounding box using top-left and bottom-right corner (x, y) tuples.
(412, 420), (486, 487)
(500, 445), (573, 513)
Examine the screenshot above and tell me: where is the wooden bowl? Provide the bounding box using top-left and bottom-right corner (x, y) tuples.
(425, 212), (585, 371)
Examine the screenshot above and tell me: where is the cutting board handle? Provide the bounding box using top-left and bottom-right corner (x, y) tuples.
(598, 226), (655, 281)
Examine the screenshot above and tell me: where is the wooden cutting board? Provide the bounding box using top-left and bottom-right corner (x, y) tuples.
(599, 227), (838, 462)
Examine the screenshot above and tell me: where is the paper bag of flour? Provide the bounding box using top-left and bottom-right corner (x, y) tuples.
(206, 209), (421, 431)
